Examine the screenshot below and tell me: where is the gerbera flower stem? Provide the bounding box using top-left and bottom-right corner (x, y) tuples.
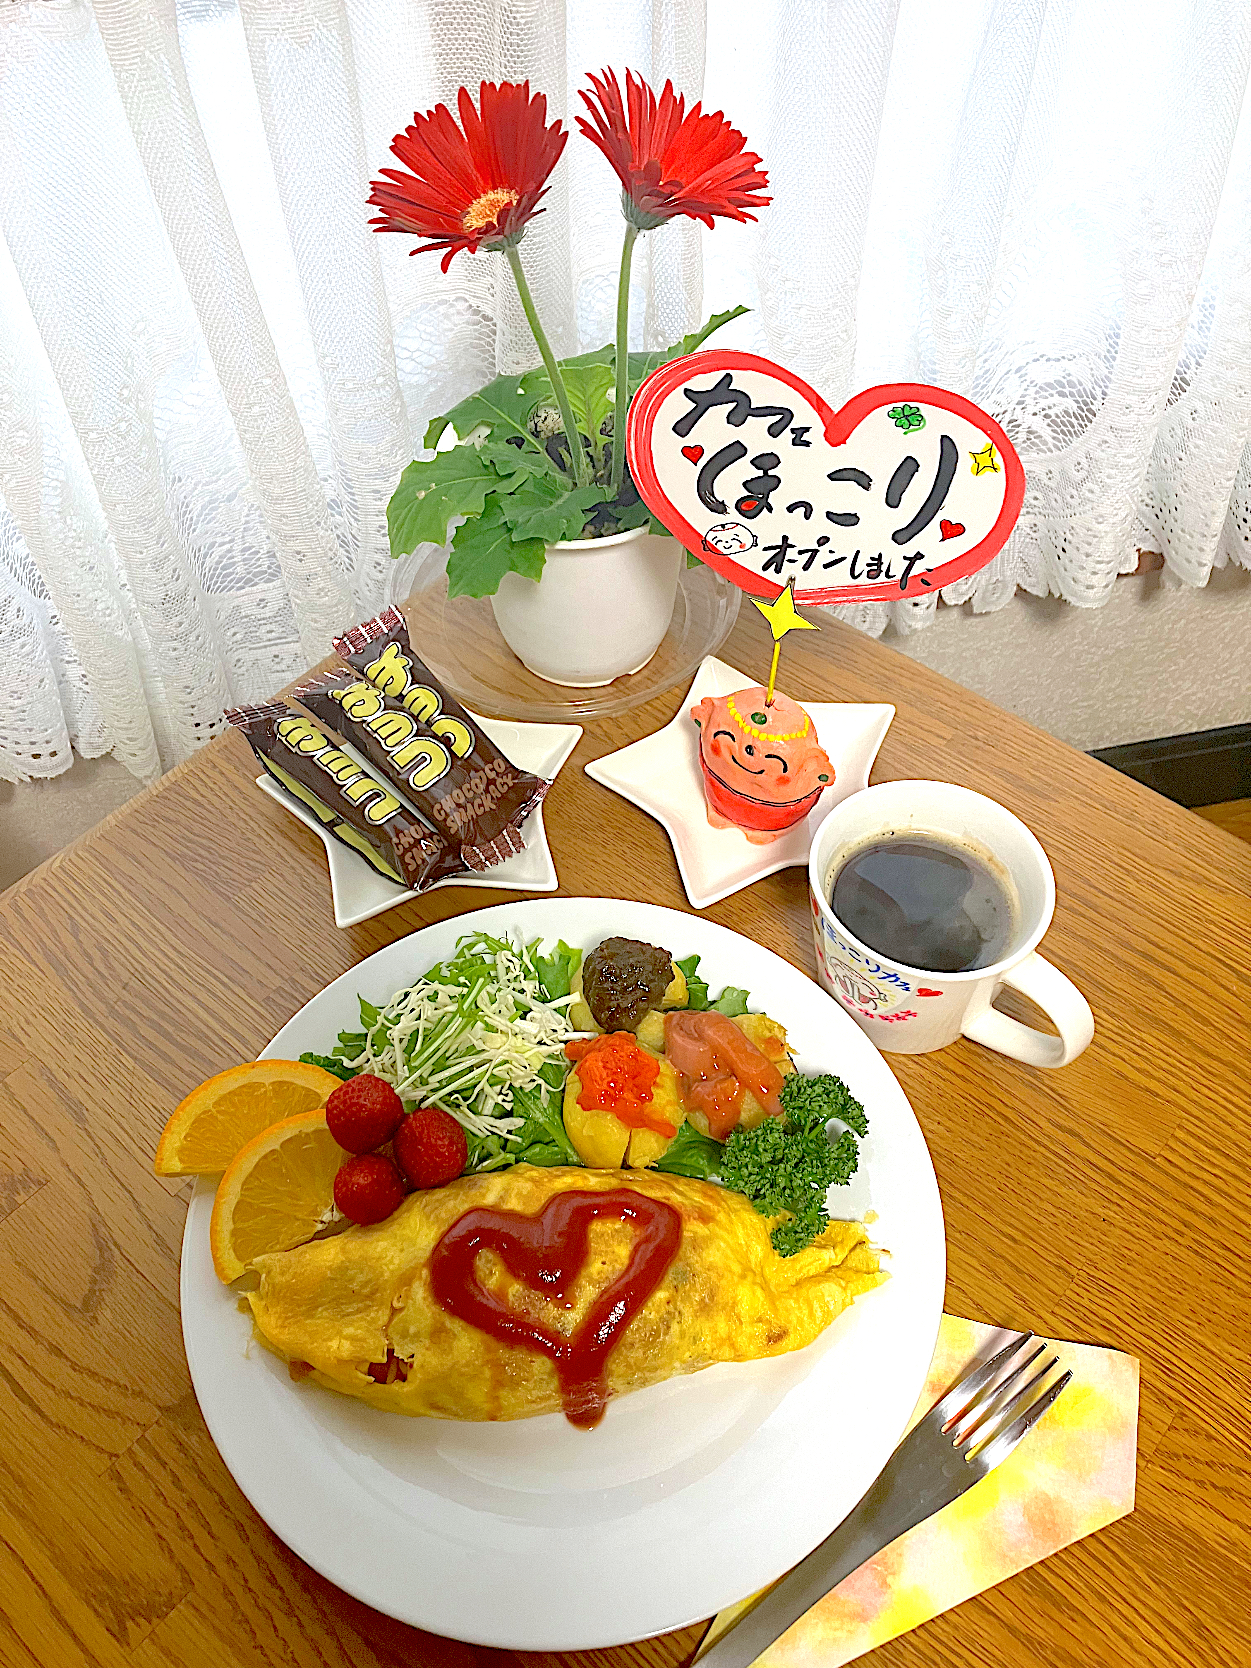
(504, 244), (589, 487)
(610, 221), (639, 496)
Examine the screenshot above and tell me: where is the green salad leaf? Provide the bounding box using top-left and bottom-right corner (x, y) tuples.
(299, 1051), (357, 1082)
(534, 939), (583, 1002)
(711, 985), (750, 1017)
(674, 954), (750, 1015)
(467, 1060), (580, 1171)
(674, 952), (710, 1009)
(652, 1120), (724, 1180)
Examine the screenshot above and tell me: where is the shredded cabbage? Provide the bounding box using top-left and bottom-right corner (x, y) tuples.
(324, 931), (582, 1168)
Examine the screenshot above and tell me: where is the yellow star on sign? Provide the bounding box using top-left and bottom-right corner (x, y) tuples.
(969, 441), (1000, 475)
(751, 580), (818, 642)
(751, 581), (818, 703)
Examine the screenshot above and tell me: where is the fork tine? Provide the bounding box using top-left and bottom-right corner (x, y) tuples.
(954, 1343), (1050, 1443)
(933, 1331), (1034, 1426)
(971, 1366), (1073, 1466)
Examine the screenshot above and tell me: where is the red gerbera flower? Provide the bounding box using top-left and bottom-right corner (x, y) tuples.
(577, 68), (770, 231)
(368, 81), (567, 272)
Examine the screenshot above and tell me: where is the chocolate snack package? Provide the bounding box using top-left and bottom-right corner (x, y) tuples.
(226, 701), (464, 892)
(293, 664), (547, 872)
(333, 607), (545, 783)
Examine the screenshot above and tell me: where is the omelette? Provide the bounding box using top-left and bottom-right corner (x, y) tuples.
(247, 1165), (882, 1425)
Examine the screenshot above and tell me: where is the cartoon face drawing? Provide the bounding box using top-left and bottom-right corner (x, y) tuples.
(702, 521), (758, 556)
(691, 688), (833, 807)
(823, 955), (892, 1012)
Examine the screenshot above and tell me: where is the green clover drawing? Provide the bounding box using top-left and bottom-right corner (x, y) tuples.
(888, 403), (925, 432)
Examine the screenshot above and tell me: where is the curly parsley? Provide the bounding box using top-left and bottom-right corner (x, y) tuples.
(718, 1073), (867, 1255)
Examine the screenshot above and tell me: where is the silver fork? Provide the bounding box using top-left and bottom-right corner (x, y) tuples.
(696, 1331), (1072, 1668)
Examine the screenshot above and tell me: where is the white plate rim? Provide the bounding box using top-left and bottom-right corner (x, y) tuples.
(179, 898), (945, 1649)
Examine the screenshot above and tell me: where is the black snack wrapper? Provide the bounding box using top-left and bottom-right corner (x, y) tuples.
(294, 659), (547, 872)
(225, 701), (462, 891)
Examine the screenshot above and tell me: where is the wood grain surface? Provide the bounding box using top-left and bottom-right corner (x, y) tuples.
(0, 604), (1248, 1668)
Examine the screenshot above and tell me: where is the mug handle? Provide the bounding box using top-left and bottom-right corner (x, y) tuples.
(960, 951), (1094, 1067)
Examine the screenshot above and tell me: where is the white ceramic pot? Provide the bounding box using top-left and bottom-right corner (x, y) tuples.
(490, 525), (683, 687)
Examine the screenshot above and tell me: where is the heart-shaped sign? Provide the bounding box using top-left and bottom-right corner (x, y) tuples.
(626, 351), (1025, 604)
(429, 1188), (682, 1426)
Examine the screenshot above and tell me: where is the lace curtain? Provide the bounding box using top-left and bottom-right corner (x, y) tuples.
(1, 0), (1248, 783)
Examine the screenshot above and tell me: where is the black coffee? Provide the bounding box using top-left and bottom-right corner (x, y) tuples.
(830, 833), (1016, 973)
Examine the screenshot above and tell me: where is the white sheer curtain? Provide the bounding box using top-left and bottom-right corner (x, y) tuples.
(1, 0), (1248, 782)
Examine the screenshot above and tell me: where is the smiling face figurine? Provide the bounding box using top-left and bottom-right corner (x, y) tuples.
(691, 687), (834, 844)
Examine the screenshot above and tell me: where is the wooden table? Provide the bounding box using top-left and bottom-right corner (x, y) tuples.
(1, 605), (1248, 1668)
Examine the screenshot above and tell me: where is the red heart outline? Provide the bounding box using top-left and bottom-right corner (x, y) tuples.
(429, 1189), (682, 1425)
(626, 351), (1026, 605)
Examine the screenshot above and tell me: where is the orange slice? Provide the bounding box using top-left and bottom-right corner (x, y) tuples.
(154, 1059), (343, 1176)
(209, 1110), (347, 1283)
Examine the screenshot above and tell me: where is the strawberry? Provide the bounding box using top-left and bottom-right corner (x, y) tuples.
(325, 1073), (404, 1154)
(333, 1152), (406, 1225)
(394, 1107), (468, 1189)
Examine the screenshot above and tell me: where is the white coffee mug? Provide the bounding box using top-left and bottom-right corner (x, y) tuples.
(808, 780), (1094, 1065)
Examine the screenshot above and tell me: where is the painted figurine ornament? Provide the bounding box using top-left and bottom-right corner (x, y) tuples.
(691, 684), (834, 844)
(689, 580), (833, 844)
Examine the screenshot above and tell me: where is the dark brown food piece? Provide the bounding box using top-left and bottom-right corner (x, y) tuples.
(582, 937), (674, 1032)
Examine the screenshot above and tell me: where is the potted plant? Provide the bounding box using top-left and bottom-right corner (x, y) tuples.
(369, 69), (770, 687)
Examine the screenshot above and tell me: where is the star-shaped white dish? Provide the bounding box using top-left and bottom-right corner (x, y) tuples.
(585, 656), (893, 909)
(256, 714), (581, 928)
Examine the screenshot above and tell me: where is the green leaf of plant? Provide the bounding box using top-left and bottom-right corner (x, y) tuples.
(611, 497), (654, 532)
(446, 499), (546, 599)
(499, 477), (607, 544)
(424, 373), (546, 453)
(552, 305), (750, 396)
(386, 448), (501, 557)
(519, 361), (616, 440)
(424, 307), (746, 459)
(628, 305), (751, 390)
(476, 442), (555, 486)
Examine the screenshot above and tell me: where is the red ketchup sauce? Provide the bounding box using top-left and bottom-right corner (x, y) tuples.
(429, 1189), (683, 1427)
(663, 1010), (784, 1139)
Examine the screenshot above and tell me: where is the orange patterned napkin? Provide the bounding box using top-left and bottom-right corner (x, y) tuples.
(701, 1316), (1138, 1666)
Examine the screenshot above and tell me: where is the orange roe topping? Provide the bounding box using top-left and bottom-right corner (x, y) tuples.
(564, 1033), (674, 1136)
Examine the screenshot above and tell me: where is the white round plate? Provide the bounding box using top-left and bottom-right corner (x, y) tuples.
(180, 898), (945, 1650)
